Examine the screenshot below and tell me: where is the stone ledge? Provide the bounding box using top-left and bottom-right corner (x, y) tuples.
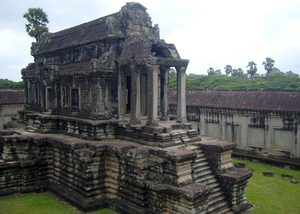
(196, 140), (236, 152)
(0, 130), (18, 136)
(217, 168), (253, 185)
(164, 149), (197, 162)
(145, 181), (212, 200)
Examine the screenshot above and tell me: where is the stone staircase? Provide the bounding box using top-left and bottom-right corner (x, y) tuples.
(186, 145), (234, 214)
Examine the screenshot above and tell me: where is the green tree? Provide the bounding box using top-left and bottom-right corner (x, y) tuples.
(215, 69), (222, 75)
(224, 65), (232, 76)
(246, 61), (257, 79)
(23, 8), (49, 42)
(285, 70), (299, 78)
(207, 67), (221, 75)
(207, 67), (215, 75)
(262, 57), (275, 75)
(231, 68), (244, 77)
(269, 67), (284, 75)
(169, 67), (176, 76)
(0, 79), (24, 89)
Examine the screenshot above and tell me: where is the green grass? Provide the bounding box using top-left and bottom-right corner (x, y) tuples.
(231, 158), (300, 214)
(0, 193), (118, 214)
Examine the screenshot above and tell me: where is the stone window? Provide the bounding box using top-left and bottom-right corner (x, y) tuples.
(71, 88), (79, 107)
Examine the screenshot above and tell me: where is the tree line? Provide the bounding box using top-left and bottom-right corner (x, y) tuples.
(0, 79), (24, 89)
(206, 57), (299, 79)
(169, 57), (300, 90)
(169, 74), (300, 90)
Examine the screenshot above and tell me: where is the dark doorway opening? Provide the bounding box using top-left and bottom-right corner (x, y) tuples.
(46, 87), (52, 110)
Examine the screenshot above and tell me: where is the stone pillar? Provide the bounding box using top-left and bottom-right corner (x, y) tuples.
(146, 65), (159, 126)
(160, 66), (169, 121)
(130, 65), (141, 125)
(176, 66), (187, 123)
(25, 80), (28, 105)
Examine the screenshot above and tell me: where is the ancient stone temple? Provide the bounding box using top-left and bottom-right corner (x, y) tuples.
(0, 3), (252, 213)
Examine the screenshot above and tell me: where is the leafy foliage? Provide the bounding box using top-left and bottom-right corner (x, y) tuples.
(246, 61), (257, 79)
(262, 57), (275, 75)
(169, 74), (300, 90)
(207, 67), (222, 75)
(224, 65), (232, 76)
(23, 8), (49, 42)
(0, 79), (24, 89)
(169, 67), (176, 76)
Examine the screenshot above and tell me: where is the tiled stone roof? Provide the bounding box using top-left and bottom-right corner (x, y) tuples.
(169, 89), (300, 112)
(0, 89), (24, 104)
(34, 13), (119, 55)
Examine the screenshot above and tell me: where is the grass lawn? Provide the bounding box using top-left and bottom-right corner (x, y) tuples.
(231, 158), (300, 214)
(0, 159), (299, 214)
(0, 192), (118, 214)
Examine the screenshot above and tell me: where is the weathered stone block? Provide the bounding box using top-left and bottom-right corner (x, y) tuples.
(263, 171), (274, 176)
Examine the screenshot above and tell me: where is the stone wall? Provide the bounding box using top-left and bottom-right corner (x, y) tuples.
(0, 133), (222, 213)
(0, 103), (24, 130)
(170, 104), (300, 165)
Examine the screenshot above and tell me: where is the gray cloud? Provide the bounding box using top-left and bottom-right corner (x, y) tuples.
(1, 0), (300, 81)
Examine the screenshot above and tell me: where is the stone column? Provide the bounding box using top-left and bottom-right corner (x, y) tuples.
(176, 66), (187, 123)
(160, 66), (170, 121)
(130, 65), (141, 125)
(24, 80), (28, 105)
(146, 65), (159, 126)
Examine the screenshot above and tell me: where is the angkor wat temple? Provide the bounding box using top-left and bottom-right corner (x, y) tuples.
(0, 3), (253, 213)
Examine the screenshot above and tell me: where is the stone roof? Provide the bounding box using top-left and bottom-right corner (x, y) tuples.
(0, 90), (24, 104)
(32, 2), (160, 57)
(169, 89), (300, 112)
(33, 13), (119, 55)
(29, 2), (185, 72)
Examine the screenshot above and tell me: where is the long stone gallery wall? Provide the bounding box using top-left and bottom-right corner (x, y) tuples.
(169, 89), (300, 167)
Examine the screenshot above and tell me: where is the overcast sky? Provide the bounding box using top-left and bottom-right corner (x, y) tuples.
(1, 0), (300, 82)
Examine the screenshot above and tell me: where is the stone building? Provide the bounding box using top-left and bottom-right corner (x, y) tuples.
(0, 3), (252, 214)
(0, 89), (24, 130)
(170, 89), (300, 166)
(21, 2), (188, 125)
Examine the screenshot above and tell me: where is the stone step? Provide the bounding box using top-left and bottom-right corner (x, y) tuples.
(193, 166), (211, 175)
(193, 161), (209, 169)
(208, 195), (226, 207)
(211, 186), (222, 193)
(187, 129), (198, 138)
(169, 130), (187, 139)
(174, 140), (182, 145)
(210, 190), (224, 200)
(208, 200), (229, 213)
(196, 175), (217, 185)
(181, 137), (191, 144)
(185, 145), (199, 151)
(209, 182), (221, 189)
(194, 156), (207, 163)
(205, 178), (218, 186)
(195, 174), (215, 183)
(220, 208), (234, 214)
(209, 202), (233, 214)
(196, 152), (206, 158)
(166, 145), (185, 150)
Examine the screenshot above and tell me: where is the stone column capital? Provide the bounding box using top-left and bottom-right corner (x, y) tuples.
(175, 66), (187, 73)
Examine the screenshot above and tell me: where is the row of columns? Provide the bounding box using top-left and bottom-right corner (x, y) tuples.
(130, 64), (187, 126)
